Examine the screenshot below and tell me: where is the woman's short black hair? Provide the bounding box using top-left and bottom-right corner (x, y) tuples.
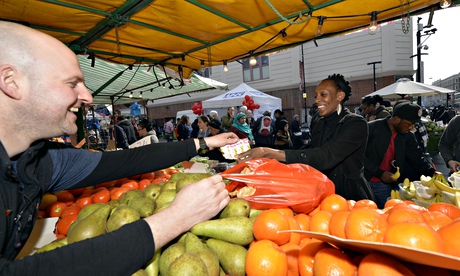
(324, 73), (352, 103)
(362, 95), (384, 106)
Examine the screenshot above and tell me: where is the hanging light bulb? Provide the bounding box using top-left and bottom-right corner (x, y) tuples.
(440, 0), (451, 8)
(315, 16), (325, 37)
(129, 92), (133, 98)
(139, 91), (143, 98)
(223, 60), (229, 72)
(200, 60), (205, 73)
(368, 11), (379, 35)
(249, 51), (257, 66)
(162, 83), (166, 89)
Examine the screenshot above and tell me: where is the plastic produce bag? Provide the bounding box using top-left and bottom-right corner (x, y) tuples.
(221, 158), (335, 214)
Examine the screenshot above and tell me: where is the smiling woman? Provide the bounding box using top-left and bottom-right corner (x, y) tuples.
(236, 74), (375, 201)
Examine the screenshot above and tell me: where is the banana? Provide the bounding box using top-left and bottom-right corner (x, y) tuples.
(395, 190), (401, 200)
(420, 175), (433, 187)
(403, 178), (410, 188)
(390, 166), (400, 181)
(391, 190), (396, 199)
(434, 179), (460, 194)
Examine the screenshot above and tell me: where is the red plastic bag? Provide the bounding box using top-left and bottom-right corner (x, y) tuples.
(221, 158), (335, 214)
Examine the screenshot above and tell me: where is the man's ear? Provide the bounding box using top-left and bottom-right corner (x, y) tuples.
(0, 64), (22, 100)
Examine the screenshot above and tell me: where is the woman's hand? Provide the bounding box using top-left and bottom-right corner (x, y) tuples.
(202, 132), (239, 150)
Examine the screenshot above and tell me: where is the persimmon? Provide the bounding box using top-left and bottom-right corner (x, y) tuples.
(47, 202), (68, 217)
(91, 188), (111, 203)
(55, 214), (78, 236)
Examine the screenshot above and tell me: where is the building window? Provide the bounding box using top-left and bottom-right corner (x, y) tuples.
(243, 56), (270, 82)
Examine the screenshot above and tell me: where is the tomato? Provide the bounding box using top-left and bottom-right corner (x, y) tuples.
(129, 174), (143, 181)
(60, 204), (81, 218)
(95, 180), (117, 189)
(55, 214), (78, 236)
(55, 190), (75, 204)
(138, 179), (151, 190)
(141, 172), (156, 181)
(167, 169), (180, 175)
(47, 202), (68, 217)
(115, 177), (129, 186)
(110, 187), (129, 201)
(121, 180), (139, 191)
(151, 178), (165, 184)
(155, 170), (169, 178)
(91, 189), (111, 203)
(75, 196), (93, 209)
(37, 210), (47, 219)
(67, 187), (86, 197)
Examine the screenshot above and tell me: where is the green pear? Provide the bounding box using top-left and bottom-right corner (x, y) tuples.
(119, 189), (145, 205)
(155, 189), (177, 207)
(153, 202), (171, 214)
(206, 238), (247, 276)
(190, 217), (254, 246)
(144, 249), (161, 276)
(144, 184), (162, 202)
(184, 233), (219, 276)
(67, 204), (111, 244)
(106, 205), (140, 232)
(159, 242), (185, 276)
(167, 252), (208, 276)
(128, 197), (155, 217)
(108, 199), (120, 211)
(168, 172), (189, 182)
(219, 198), (251, 218)
(160, 181), (177, 192)
(249, 208), (263, 218)
(67, 203), (107, 234)
(35, 237), (68, 253)
(131, 269), (148, 276)
(219, 266), (226, 276)
(176, 173), (212, 193)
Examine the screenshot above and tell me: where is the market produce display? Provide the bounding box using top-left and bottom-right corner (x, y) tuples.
(34, 162), (460, 275)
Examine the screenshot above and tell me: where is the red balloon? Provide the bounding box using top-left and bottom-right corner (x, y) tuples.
(254, 104), (260, 109)
(245, 95), (251, 101)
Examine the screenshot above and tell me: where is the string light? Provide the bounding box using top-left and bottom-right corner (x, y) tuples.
(368, 11), (379, 35)
(249, 51), (257, 66)
(440, 0), (451, 8)
(315, 16), (325, 37)
(223, 60), (228, 72)
(139, 91), (143, 98)
(200, 60), (205, 73)
(129, 92), (133, 98)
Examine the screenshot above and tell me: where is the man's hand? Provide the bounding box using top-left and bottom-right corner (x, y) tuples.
(447, 160), (460, 173)
(380, 171), (395, 183)
(203, 133), (238, 150)
(144, 174), (229, 250)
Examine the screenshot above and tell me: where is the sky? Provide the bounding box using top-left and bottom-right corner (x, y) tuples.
(414, 6), (460, 84)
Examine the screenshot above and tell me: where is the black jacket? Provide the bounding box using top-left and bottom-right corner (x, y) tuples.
(118, 120), (137, 144)
(0, 139), (198, 275)
(364, 117), (435, 182)
(285, 108), (374, 201)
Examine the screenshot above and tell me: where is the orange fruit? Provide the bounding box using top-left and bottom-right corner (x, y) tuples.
(319, 194), (349, 214)
(286, 216), (302, 245)
(428, 203), (460, 219)
(345, 208), (388, 242)
(245, 240), (287, 276)
(313, 247), (357, 276)
(309, 210), (332, 234)
(298, 238), (311, 249)
(438, 220), (460, 257)
(347, 200), (356, 210)
(273, 207), (294, 217)
(411, 263), (452, 276)
(352, 199), (378, 210)
(253, 209), (291, 245)
(298, 241), (331, 276)
(280, 243), (301, 276)
(384, 199), (404, 209)
(421, 210), (453, 231)
(329, 210), (350, 239)
(294, 213), (310, 240)
(308, 205), (320, 217)
(386, 206), (426, 226)
(384, 222), (445, 253)
(358, 252), (415, 276)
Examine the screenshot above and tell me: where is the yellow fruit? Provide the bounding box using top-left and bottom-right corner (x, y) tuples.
(455, 192), (460, 208)
(391, 167), (400, 181)
(39, 193), (58, 211)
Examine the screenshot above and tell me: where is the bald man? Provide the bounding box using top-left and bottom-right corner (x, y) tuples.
(0, 21), (238, 275)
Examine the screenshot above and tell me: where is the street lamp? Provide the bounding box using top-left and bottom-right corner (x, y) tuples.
(367, 61), (381, 91)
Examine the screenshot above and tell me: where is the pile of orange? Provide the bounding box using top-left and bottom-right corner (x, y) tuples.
(245, 194), (460, 276)
(38, 168), (177, 238)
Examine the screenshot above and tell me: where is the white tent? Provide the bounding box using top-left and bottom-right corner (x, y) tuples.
(202, 83), (282, 119)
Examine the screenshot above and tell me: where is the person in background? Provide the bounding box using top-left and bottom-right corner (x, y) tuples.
(360, 95), (391, 122)
(117, 115), (137, 144)
(163, 117), (175, 142)
(274, 120), (293, 150)
(209, 110), (219, 120)
(246, 110), (255, 129)
(364, 102), (435, 208)
(252, 110), (274, 148)
(221, 106), (235, 131)
(200, 119), (232, 162)
(137, 118), (159, 144)
(231, 112), (254, 144)
(197, 115), (210, 138)
(433, 105), (449, 124)
(273, 109), (287, 132)
(0, 21), (240, 275)
(291, 114), (303, 149)
(190, 118), (200, 138)
(109, 119), (129, 149)
(439, 115), (460, 173)
(176, 115), (191, 141)
(236, 74), (374, 201)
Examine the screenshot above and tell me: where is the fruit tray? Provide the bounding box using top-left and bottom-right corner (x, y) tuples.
(283, 230), (460, 271)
